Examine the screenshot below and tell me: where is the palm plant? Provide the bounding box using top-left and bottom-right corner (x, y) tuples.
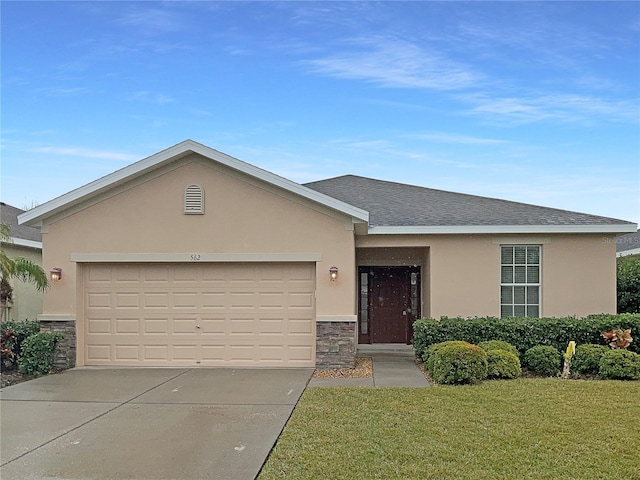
(1, 223), (48, 307)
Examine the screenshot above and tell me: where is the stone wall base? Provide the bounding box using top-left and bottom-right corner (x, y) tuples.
(40, 320), (76, 369)
(316, 321), (356, 369)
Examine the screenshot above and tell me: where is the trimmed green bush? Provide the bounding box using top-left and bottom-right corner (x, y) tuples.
(423, 340), (470, 372)
(478, 340), (519, 358)
(617, 256), (640, 313)
(412, 314), (640, 361)
(572, 344), (609, 375)
(18, 332), (62, 376)
(486, 350), (521, 379)
(599, 350), (640, 380)
(430, 341), (488, 385)
(523, 346), (561, 377)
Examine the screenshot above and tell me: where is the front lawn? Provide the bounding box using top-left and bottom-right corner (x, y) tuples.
(259, 379), (640, 480)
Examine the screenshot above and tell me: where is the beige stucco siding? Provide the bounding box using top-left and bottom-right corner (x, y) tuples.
(357, 233), (616, 318)
(2, 244), (43, 321)
(40, 155), (356, 320)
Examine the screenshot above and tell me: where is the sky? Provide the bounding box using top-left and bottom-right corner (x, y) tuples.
(1, 1), (639, 224)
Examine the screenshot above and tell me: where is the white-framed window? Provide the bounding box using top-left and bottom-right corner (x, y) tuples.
(500, 245), (540, 318)
(184, 184), (204, 214)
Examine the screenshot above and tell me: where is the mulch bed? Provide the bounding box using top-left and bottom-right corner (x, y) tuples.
(313, 356), (373, 378)
(0, 369), (34, 388)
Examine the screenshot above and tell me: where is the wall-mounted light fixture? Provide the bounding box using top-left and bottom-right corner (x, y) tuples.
(329, 266), (338, 281)
(50, 267), (62, 281)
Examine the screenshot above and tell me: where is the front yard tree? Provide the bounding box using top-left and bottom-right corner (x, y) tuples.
(0, 223), (48, 310)
(617, 255), (640, 313)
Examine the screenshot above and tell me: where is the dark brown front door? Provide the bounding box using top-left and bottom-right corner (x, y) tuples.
(358, 266), (420, 344)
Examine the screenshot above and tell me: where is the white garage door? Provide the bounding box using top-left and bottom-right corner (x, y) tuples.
(83, 263), (316, 367)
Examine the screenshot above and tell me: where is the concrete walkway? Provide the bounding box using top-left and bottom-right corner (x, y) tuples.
(308, 345), (429, 387)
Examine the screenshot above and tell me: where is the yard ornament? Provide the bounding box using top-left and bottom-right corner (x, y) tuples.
(561, 341), (576, 379)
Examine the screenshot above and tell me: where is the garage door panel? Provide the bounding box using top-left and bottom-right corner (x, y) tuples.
(87, 318), (111, 334)
(87, 344), (111, 361)
(116, 319), (140, 334)
(84, 263), (316, 367)
(115, 345), (140, 361)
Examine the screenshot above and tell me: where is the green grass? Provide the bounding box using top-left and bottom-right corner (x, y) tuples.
(259, 379), (640, 480)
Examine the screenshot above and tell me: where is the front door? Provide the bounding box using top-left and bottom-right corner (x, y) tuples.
(358, 266), (421, 344)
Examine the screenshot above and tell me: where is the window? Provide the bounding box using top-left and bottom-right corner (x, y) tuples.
(359, 272), (368, 334)
(184, 184), (204, 214)
(500, 245), (540, 318)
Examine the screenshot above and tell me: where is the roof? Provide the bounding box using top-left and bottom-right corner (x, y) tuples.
(18, 140), (369, 227)
(1, 202), (42, 248)
(304, 175), (637, 234)
(617, 230), (640, 256)
(16, 141), (636, 236)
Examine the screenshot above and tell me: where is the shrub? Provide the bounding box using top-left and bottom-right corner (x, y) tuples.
(423, 340), (470, 371)
(572, 344), (609, 375)
(486, 350), (521, 379)
(412, 314), (640, 360)
(617, 255), (640, 313)
(1, 329), (18, 368)
(430, 341), (488, 385)
(523, 346), (561, 377)
(599, 350), (640, 380)
(601, 328), (633, 349)
(0, 320), (41, 369)
(478, 340), (519, 358)
(18, 332), (62, 376)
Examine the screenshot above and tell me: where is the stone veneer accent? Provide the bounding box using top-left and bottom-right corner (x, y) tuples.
(39, 319), (76, 369)
(316, 321), (356, 369)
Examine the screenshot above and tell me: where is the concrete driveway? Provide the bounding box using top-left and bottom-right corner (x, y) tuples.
(0, 367), (313, 480)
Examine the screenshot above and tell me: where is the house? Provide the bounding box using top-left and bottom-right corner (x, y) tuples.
(18, 140), (637, 369)
(1, 202), (44, 322)
(616, 230), (640, 257)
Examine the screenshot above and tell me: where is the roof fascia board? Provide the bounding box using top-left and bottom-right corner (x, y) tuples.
(368, 224), (639, 235)
(2, 238), (43, 249)
(18, 140), (369, 226)
(618, 248), (640, 257)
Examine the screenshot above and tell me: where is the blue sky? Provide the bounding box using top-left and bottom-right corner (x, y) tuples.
(2, 1), (639, 224)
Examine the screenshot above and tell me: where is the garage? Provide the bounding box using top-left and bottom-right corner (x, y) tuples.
(82, 262), (316, 367)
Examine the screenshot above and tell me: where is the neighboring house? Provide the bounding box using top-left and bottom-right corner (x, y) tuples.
(1, 202), (44, 322)
(616, 230), (640, 257)
(18, 140), (637, 369)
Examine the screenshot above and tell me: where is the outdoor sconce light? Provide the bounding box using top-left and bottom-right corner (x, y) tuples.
(50, 268), (62, 282)
(329, 266), (338, 281)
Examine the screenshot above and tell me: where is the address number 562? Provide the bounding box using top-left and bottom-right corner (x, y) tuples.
(190, 254), (201, 261)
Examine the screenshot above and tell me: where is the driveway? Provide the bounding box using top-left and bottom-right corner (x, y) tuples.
(0, 367), (313, 480)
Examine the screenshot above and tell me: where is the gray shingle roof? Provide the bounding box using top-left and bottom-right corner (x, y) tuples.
(1, 202), (42, 242)
(304, 175), (634, 227)
(617, 230), (640, 253)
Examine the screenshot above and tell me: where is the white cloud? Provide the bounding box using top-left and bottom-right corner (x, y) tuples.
(127, 91), (174, 105)
(305, 37), (481, 91)
(31, 147), (139, 162)
(406, 132), (513, 146)
(460, 93), (639, 124)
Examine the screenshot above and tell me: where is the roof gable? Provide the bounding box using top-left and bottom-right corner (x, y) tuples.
(617, 230), (640, 256)
(18, 140), (369, 227)
(305, 175), (637, 234)
(1, 202), (42, 248)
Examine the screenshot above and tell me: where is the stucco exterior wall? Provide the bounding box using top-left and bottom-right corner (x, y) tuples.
(357, 233), (617, 318)
(40, 155), (357, 321)
(2, 244), (43, 321)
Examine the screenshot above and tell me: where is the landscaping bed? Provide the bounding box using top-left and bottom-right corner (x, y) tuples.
(0, 369), (32, 388)
(313, 356), (372, 378)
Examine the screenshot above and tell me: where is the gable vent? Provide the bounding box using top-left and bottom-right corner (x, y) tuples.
(184, 184), (204, 214)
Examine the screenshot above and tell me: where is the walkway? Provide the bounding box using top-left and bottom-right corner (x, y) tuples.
(308, 345), (429, 387)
